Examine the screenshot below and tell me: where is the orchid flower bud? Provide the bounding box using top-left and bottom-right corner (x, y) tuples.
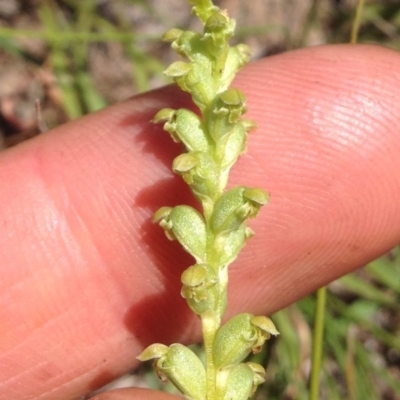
(207, 88), (247, 143)
(181, 263), (222, 315)
(189, 0), (219, 23)
(153, 205), (207, 263)
(213, 313), (279, 369)
(203, 11), (235, 54)
(172, 151), (218, 209)
(216, 363), (253, 400)
(211, 186), (268, 236)
(137, 343), (206, 400)
(216, 362), (265, 400)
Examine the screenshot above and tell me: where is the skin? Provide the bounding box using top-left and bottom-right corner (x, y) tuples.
(0, 44), (400, 400)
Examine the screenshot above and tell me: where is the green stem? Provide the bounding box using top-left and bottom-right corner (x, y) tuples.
(350, 0), (365, 44)
(309, 286), (327, 400)
(201, 311), (220, 399)
(345, 325), (357, 400)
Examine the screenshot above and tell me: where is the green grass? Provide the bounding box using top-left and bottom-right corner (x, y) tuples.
(0, 0), (166, 119)
(1, 1), (399, 118)
(265, 247), (400, 400)
(1, 1), (399, 399)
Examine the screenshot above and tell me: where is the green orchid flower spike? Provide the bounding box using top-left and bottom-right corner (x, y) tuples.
(137, 1), (279, 398)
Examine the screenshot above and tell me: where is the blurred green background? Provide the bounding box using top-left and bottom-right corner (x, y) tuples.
(0, 1), (399, 399)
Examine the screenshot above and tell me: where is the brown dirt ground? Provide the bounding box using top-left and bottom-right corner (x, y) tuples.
(0, 0), (355, 148)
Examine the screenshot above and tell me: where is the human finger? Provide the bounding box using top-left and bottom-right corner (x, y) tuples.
(1, 44), (399, 400)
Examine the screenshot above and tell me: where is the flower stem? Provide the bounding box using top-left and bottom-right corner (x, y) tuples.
(201, 310), (220, 399)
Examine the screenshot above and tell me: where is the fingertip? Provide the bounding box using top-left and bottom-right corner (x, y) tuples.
(226, 44), (400, 312)
(90, 388), (180, 400)
(2, 43), (400, 400)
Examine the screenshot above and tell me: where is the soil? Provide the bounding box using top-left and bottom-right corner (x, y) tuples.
(0, 0), (351, 148)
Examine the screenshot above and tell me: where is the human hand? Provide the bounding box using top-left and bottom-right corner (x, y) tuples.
(1, 44), (399, 400)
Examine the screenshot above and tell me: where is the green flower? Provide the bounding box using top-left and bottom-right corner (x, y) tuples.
(141, 2), (276, 399)
(213, 313), (279, 368)
(137, 343), (206, 400)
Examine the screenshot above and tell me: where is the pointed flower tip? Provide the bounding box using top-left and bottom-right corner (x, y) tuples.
(251, 315), (280, 336)
(136, 343), (169, 361)
(163, 61), (192, 78)
(246, 362), (266, 375)
(152, 206), (173, 224)
(172, 153), (198, 174)
(244, 187), (269, 206)
(162, 28), (183, 42)
(242, 118), (257, 132)
(152, 108), (175, 124)
(181, 264), (208, 287)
